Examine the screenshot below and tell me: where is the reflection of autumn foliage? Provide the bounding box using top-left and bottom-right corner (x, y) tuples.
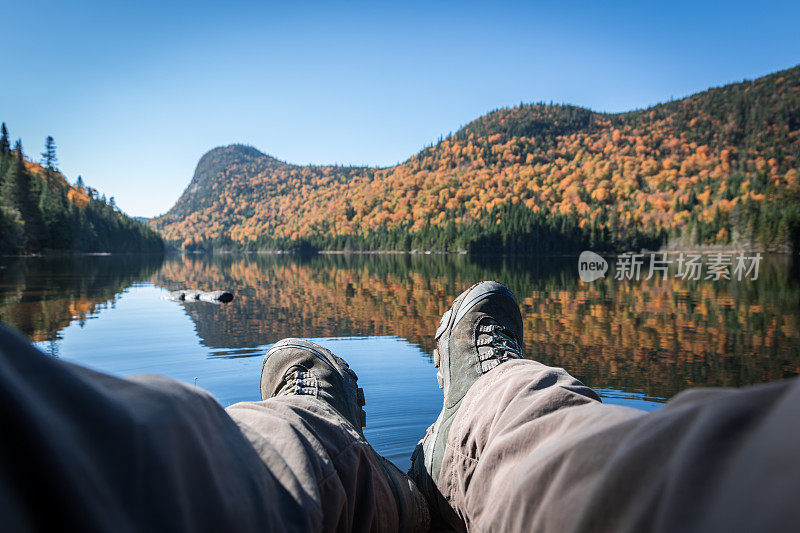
(152, 66), (800, 252)
(153, 254), (800, 400)
(0, 255), (164, 344)
(524, 278), (800, 397)
(153, 254), (464, 353)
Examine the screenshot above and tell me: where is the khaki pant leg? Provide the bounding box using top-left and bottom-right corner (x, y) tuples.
(439, 359), (800, 533)
(227, 397), (403, 533)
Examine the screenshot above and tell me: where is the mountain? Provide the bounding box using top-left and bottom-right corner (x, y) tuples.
(153, 144), (373, 250)
(0, 128), (164, 254)
(152, 65), (800, 253)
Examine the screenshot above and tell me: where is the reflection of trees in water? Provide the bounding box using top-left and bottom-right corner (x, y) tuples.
(153, 254), (572, 353)
(4, 251), (795, 398)
(0, 255), (165, 344)
(153, 253), (800, 400)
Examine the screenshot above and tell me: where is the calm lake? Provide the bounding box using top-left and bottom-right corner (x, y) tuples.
(1, 252), (799, 470)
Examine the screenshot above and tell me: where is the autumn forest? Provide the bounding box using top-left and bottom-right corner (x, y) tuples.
(151, 65), (800, 254)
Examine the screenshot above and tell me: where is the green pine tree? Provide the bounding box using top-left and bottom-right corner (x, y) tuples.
(0, 123), (9, 155)
(1, 143), (26, 253)
(41, 135), (58, 182)
(4, 141), (43, 250)
(0, 123), (10, 186)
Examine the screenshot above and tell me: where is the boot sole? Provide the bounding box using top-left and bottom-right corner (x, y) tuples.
(434, 281), (517, 378)
(262, 338), (367, 429)
(414, 282), (519, 529)
(426, 282), (516, 467)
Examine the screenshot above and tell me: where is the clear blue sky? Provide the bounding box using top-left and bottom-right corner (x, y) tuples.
(1, 0), (798, 217)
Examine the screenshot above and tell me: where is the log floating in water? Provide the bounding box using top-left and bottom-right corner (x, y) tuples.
(166, 290), (234, 304)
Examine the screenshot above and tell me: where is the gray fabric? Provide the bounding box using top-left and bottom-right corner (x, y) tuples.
(437, 359), (800, 532)
(0, 324), (401, 532)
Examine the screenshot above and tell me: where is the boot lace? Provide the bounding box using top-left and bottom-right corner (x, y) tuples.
(476, 322), (523, 373)
(280, 368), (318, 396)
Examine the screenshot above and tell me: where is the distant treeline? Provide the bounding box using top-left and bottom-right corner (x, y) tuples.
(187, 202), (663, 254)
(0, 123), (164, 255)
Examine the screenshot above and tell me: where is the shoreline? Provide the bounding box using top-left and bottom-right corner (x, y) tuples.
(2, 248), (796, 259)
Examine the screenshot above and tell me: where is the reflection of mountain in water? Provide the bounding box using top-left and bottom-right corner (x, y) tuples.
(0, 255), (165, 346)
(153, 253), (800, 400)
(154, 253), (491, 353)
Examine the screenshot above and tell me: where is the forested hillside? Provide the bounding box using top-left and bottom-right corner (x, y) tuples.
(152, 65), (800, 253)
(0, 125), (164, 254)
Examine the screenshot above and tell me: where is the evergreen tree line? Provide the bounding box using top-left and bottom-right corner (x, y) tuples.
(180, 201), (665, 254)
(0, 123), (164, 254)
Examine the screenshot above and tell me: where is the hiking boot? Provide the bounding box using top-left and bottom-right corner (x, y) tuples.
(260, 338), (366, 435)
(261, 338), (431, 530)
(409, 281), (524, 530)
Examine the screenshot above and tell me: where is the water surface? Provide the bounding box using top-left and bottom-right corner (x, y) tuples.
(1, 253), (798, 469)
